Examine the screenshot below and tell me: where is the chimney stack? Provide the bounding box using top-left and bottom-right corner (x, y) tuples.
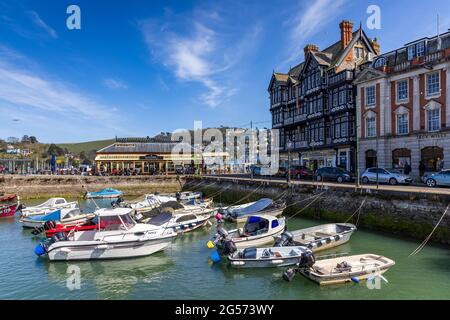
(304, 44), (319, 60)
(339, 20), (353, 49)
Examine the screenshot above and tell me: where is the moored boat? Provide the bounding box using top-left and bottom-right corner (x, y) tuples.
(147, 211), (211, 233)
(211, 214), (286, 253)
(274, 223), (356, 252)
(295, 253), (395, 285)
(20, 198), (78, 217)
(0, 194), (18, 218)
(34, 207), (177, 261)
(220, 198), (286, 224)
(228, 246), (312, 268)
(85, 188), (123, 199)
(20, 208), (95, 229)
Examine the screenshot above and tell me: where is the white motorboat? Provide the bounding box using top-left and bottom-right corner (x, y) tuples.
(274, 223), (356, 252)
(34, 207), (177, 261)
(20, 207), (95, 229)
(147, 211), (211, 233)
(175, 191), (202, 202)
(20, 198), (79, 217)
(295, 253), (395, 285)
(211, 214), (286, 253)
(228, 246), (312, 268)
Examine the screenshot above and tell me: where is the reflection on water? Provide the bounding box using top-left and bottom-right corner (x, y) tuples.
(1, 198), (450, 299)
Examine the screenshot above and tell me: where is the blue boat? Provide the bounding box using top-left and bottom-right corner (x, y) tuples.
(85, 188), (123, 199)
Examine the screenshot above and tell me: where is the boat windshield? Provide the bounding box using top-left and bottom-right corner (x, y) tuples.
(148, 212), (172, 226)
(244, 216), (269, 236)
(99, 214), (135, 230)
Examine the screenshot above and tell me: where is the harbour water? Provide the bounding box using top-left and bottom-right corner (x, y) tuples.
(0, 198), (449, 300)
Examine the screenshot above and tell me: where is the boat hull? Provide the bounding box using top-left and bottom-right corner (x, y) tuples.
(47, 236), (173, 261)
(229, 256), (300, 268)
(0, 204), (17, 218)
(21, 214), (93, 229)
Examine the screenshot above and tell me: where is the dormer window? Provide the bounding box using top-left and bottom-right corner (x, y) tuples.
(373, 57), (387, 69)
(407, 41), (426, 60)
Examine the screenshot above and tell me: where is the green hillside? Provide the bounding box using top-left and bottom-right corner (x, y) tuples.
(57, 139), (115, 155)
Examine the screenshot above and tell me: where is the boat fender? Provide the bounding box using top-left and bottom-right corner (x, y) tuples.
(206, 241), (215, 249)
(351, 276), (360, 284)
(34, 243), (46, 256)
(210, 251), (221, 263)
(282, 268), (296, 282)
(326, 237), (332, 244)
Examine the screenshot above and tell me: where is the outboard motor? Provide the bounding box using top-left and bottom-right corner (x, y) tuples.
(221, 240), (237, 256)
(283, 267), (297, 282)
(16, 203), (25, 212)
(175, 192), (181, 202)
(34, 232), (68, 256)
(274, 230), (294, 247)
(31, 220), (57, 236)
(298, 250), (315, 268)
(111, 197), (123, 208)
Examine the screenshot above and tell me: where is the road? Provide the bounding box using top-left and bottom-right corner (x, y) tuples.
(190, 173), (450, 196)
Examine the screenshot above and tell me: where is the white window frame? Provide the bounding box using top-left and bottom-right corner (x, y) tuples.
(426, 108), (440, 132)
(396, 112), (409, 135)
(396, 79), (409, 103)
(366, 86), (376, 107)
(365, 115), (376, 138)
(426, 71), (441, 97)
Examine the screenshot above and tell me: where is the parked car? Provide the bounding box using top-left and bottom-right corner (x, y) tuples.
(422, 170), (450, 187)
(289, 165), (313, 179)
(315, 167), (353, 183)
(361, 168), (412, 185)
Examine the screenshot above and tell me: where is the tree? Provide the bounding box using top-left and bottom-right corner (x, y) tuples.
(21, 135), (30, 143)
(47, 144), (65, 156)
(29, 136), (38, 144)
(6, 137), (19, 144)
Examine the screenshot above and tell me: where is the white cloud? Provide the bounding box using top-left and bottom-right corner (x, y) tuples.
(28, 11), (58, 39)
(284, 0), (347, 63)
(103, 78), (128, 89)
(139, 10), (260, 108)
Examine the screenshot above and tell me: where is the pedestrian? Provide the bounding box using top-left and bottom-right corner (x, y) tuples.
(404, 162), (411, 175)
(419, 161), (426, 178)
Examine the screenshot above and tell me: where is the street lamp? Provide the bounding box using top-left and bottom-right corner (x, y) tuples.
(286, 139), (293, 184)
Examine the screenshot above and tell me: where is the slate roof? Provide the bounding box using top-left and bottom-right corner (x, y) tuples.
(97, 142), (187, 154)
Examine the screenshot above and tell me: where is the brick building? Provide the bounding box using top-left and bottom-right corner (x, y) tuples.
(355, 30), (450, 179)
(269, 20), (380, 172)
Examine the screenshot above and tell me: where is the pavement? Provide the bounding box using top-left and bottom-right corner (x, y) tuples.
(190, 173), (450, 196)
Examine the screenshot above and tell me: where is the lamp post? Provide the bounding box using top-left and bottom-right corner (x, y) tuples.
(287, 139), (293, 184)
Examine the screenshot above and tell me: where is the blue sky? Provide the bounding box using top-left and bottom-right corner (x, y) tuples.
(0, 0), (448, 143)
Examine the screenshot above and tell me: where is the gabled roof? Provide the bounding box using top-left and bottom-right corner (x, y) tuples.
(97, 142), (184, 154)
(353, 67), (386, 84)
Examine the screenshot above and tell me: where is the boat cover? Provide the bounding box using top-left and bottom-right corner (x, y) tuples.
(89, 188), (122, 196)
(147, 212), (172, 226)
(229, 198), (273, 217)
(28, 209), (61, 222)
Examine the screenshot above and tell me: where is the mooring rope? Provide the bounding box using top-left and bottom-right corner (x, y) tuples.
(344, 197), (367, 225)
(286, 192), (325, 221)
(283, 191), (326, 211)
(208, 184), (232, 199)
(226, 183), (264, 208)
(409, 203), (449, 257)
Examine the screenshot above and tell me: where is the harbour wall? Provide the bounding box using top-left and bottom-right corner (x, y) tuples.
(0, 175), (184, 199)
(184, 177), (450, 245)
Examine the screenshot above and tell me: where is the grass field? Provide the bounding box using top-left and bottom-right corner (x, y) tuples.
(57, 139), (115, 154)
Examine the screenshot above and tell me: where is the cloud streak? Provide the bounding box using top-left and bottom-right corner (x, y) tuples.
(284, 0), (347, 64)
(103, 78), (128, 89)
(27, 11), (58, 39)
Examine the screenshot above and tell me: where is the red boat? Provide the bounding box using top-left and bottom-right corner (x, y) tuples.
(0, 194), (18, 218)
(45, 221), (98, 237)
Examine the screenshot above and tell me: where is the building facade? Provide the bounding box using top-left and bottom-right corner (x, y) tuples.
(355, 30), (450, 178)
(269, 21), (380, 172)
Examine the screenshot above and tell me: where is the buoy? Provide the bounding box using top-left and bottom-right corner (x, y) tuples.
(215, 213), (223, 220)
(206, 241), (215, 249)
(210, 251), (221, 263)
(34, 244), (46, 256)
(351, 276), (360, 284)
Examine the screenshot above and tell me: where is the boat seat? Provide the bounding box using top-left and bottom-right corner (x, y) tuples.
(313, 266), (327, 275)
(273, 251), (282, 258)
(315, 232), (335, 237)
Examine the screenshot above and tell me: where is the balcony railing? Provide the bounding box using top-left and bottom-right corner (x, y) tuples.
(425, 51), (442, 64)
(284, 117), (294, 125)
(294, 113), (308, 123)
(295, 141), (308, 149)
(394, 61), (410, 72)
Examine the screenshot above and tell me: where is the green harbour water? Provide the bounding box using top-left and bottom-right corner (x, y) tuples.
(1, 198), (450, 300)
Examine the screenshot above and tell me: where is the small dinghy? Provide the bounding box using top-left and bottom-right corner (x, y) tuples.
(175, 191), (202, 202)
(275, 223), (356, 252)
(21, 208), (95, 229)
(220, 198), (286, 224)
(289, 253), (395, 285)
(211, 214), (286, 253)
(85, 188), (123, 199)
(228, 246), (312, 268)
(0, 194), (18, 218)
(20, 198), (78, 217)
(34, 207), (177, 261)
(147, 211), (211, 234)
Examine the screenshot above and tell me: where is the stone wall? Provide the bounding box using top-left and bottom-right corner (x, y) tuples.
(0, 175), (185, 199)
(185, 178), (450, 245)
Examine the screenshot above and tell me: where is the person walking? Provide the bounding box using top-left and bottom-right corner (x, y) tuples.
(419, 161), (426, 178)
(404, 162), (411, 175)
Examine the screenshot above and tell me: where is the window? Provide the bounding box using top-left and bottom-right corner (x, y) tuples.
(397, 113), (409, 135)
(354, 47), (364, 59)
(427, 109), (440, 132)
(426, 72), (440, 96)
(332, 90), (338, 107)
(366, 86), (375, 106)
(397, 80), (408, 102)
(339, 88), (346, 105)
(366, 116), (376, 137)
(407, 41), (426, 60)
(373, 57), (387, 68)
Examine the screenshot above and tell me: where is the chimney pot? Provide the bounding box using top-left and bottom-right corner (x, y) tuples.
(304, 44), (319, 60)
(339, 20), (354, 49)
